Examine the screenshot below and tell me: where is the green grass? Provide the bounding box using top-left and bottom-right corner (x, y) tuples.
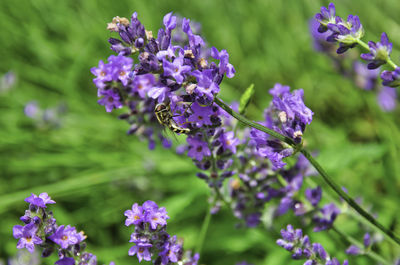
(0, 0), (399, 264)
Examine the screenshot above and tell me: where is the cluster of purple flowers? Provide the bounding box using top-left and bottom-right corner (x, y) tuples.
(250, 84), (313, 169)
(91, 12), (235, 151)
(13, 193), (99, 265)
(277, 225), (348, 265)
(313, 3), (398, 111)
(124, 201), (199, 264)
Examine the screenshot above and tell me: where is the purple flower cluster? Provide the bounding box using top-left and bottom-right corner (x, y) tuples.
(315, 3), (364, 54)
(277, 225), (348, 265)
(313, 3), (398, 111)
(124, 201), (199, 264)
(13, 193), (100, 265)
(92, 12), (235, 150)
(250, 84), (313, 169)
(310, 13), (398, 111)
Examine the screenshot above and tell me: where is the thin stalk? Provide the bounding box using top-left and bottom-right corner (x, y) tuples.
(332, 226), (391, 265)
(214, 96), (400, 247)
(195, 206), (212, 256)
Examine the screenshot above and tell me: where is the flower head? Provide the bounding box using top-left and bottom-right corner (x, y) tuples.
(361, 32), (392, 69)
(381, 67), (400, 87)
(24, 193), (55, 208)
(13, 223), (43, 253)
(48, 225), (84, 249)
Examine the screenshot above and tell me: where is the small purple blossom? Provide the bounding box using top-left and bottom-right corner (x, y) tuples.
(188, 102), (214, 127)
(277, 225), (348, 265)
(125, 203), (144, 226)
(24, 192), (55, 208)
(163, 57), (191, 84)
(131, 74), (155, 99)
(48, 225), (84, 249)
(314, 3), (336, 33)
(210, 47), (235, 78)
(381, 67), (400, 87)
(220, 131), (240, 154)
(128, 244), (152, 262)
(305, 186), (322, 207)
(187, 136), (211, 161)
(361, 33), (392, 69)
(98, 89), (123, 112)
(55, 257), (76, 265)
(346, 245), (361, 255)
(313, 203), (340, 232)
(13, 223), (43, 253)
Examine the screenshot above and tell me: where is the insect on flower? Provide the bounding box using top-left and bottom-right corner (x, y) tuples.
(154, 103), (191, 134)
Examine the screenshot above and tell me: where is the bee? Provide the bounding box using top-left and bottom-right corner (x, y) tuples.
(154, 103), (191, 134)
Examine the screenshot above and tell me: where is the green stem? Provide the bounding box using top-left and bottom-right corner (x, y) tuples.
(214, 97), (295, 145)
(214, 96), (400, 247)
(332, 226), (391, 265)
(195, 205), (212, 256)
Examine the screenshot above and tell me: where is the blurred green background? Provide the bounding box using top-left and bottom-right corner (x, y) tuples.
(1, 0), (399, 264)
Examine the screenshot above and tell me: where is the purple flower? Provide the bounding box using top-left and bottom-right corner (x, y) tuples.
(98, 89), (123, 112)
(163, 57), (191, 84)
(163, 12), (177, 34)
(125, 203), (144, 226)
(182, 18), (205, 48)
(250, 129), (293, 169)
(327, 15), (364, 54)
(48, 225), (83, 249)
(55, 257), (76, 265)
(131, 74), (155, 98)
(24, 192), (55, 208)
(381, 67), (400, 87)
(313, 203), (340, 232)
(377, 86), (397, 111)
(346, 245), (361, 255)
(277, 225), (348, 265)
(187, 136), (211, 161)
(314, 3), (337, 33)
(361, 33), (392, 69)
(144, 205), (169, 230)
(272, 88), (313, 125)
(109, 55), (133, 86)
(13, 223), (43, 253)
(188, 102), (214, 126)
(220, 131), (240, 154)
(210, 47), (235, 78)
(192, 69), (220, 100)
(91, 60), (113, 89)
(24, 102), (40, 118)
(160, 236), (182, 264)
(305, 186), (322, 207)
(363, 233), (371, 247)
(147, 84), (171, 103)
(128, 244), (152, 262)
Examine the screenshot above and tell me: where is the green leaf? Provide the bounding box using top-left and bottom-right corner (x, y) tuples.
(238, 83), (255, 114)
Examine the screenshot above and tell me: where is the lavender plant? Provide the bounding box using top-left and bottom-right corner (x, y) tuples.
(88, 7), (400, 262)
(12, 4), (400, 265)
(13, 193), (197, 265)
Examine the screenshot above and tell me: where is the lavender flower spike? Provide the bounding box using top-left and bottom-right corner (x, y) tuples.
(361, 32), (392, 69)
(24, 192), (55, 208)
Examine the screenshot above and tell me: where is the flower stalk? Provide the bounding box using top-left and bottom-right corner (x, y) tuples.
(214, 96), (400, 247)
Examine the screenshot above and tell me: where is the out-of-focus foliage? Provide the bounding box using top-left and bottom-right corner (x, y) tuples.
(0, 0), (399, 264)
